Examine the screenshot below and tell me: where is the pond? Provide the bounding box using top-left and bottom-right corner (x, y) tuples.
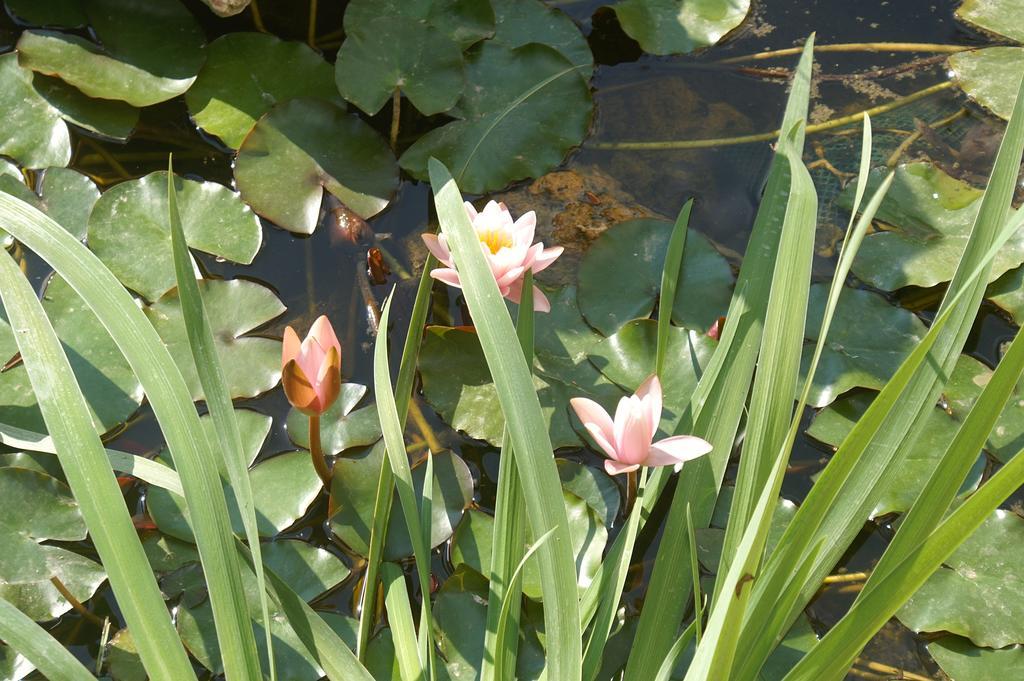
(1, 0), (1023, 680)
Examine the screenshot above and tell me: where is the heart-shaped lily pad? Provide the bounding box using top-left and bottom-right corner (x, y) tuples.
(929, 635), (1024, 681)
(342, 0), (495, 51)
(0, 274), (144, 434)
(234, 98), (398, 234)
(399, 41), (592, 194)
(144, 279), (284, 401)
(88, 172), (262, 302)
(329, 442), (473, 559)
(949, 47), (1024, 121)
(5, 0), (88, 27)
(577, 219), (734, 335)
(800, 284), (927, 408)
(0, 53), (70, 169)
(285, 383), (382, 454)
(899, 510), (1024, 648)
(842, 162), (1024, 291)
(16, 0), (206, 107)
(186, 33), (340, 149)
(0, 167), (100, 241)
(0, 467), (106, 621)
(611, 0), (751, 55)
(490, 0), (593, 78)
(32, 74), (138, 141)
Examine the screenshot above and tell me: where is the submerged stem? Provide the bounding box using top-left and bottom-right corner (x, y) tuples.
(390, 89), (401, 151)
(719, 41), (969, 64)
(308, 414), (332, 488)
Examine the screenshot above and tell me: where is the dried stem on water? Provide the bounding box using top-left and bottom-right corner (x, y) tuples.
(719, 41), (969, 64)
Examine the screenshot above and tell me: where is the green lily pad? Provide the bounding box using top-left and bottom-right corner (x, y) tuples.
(949, 48), (1024, 121)
(577, 219), (734, 335)
(144, 279), (284, 401)
(0, 274), (144, 434)
(234, 98), (398, 234)
(800, 284), (927, 408)
(842, 162), (1024, 291)
(399, 41), (592, 194)
(0, 167), (99, 242)
(5, 0), (87, 27)
(695, 486), (797, 573)
(942, 355), (1024, 464)
(491, 0), (593, 78)
(32, 74), (138, 141)
(929, 635), (1024, 681)
(329, 442), (473, 559)
(106, 629), (146, 681)
(807, 391), (985, 518)
(285, 383), (382, 454)
(557, 459), (620, 527)
(0, 467), (86, 541)
(141, 532), (201, 573)
(0, 53), (70, 169)
(899, 510), (1024, 648)
(987, 265), (1024, 324)
(450, 488), (608, 599)
(343, 0), (495, 50)
(88, 171), (262, 302)
(148, 449), (321, 542)
(335, 7), (464, 116)
(0, 644), (33, 681)
(186, 33), (340, 149)
(0, 452), (65, 480)
(432, 566), (547, 681)
(611, 0), (752, 56)
(260, 539), (350, 602)
(957, 0), (1024, 41)
(17, 0), (206, 107)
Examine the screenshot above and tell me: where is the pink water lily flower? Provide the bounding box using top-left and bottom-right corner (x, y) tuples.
(422, 200), (563, 312)
(281, 315), (342, 416)
(570, 375), (712, 476)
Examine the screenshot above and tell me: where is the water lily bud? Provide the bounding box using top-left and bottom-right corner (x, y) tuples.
(281, 315), (342, 416)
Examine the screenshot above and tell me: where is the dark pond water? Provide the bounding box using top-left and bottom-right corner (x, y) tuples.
(6, 0), (1017, 678)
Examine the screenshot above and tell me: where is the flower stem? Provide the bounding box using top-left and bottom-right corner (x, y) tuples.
(390, 88), (401, 151)
(308, 414), (332, 488)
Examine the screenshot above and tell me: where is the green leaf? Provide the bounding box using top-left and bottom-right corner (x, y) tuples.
(929, 635), (1024, 681)
(330, 442), (473, 559)
(186, 32), (340, 149)
(144, 279), (284, 401)
(490, 0), (594, 79)
(32, 74), (139, 141)
(234, 98), (397, 234)
(557, 459), (620, 528)
(987, 264), (1024, 323)
(285, 383), (380, 453)
(0, 168), (99, 242)
(16, 0), (206, 107)
(261, 540), (351, 602)
(0, 53), (69, 168)
(577, 219), (734, 335)
(956, 0), (1024, 41)
(0, 597), (94, 681)
(402, 43), (592, 194)
(4, 0), (87, 27)
(0, 467), (86, 541)
(88, 171), (262, 302)
(950, 47), (1024, 121)
(343, 0), (495, 50)
(611, 0), (752, 55)
(800, 284), (927, 407)
(694, 486), (797, 573)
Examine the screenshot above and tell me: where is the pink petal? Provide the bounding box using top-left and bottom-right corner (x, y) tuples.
(422, 233), (452, 266)
(585, 423), (620, 461)
(614, 396), (652, 465)
(495, 265), (526, 289)
(430, 268), (463, 289)
(570, 397), (616, 449)
(309, 315), (341, 357)
(647, 435), (713, 467)
(282, 326), (301, 366)
(512, 211), (537, 246)
(530, 246), (563, 274)
(463, 201), (478, 222)
(635, 374), (663, 441)
(604, 460), (640, 476)
(532, 286), (551, 313)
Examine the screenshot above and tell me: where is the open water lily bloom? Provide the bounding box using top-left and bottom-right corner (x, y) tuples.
(421, 200), (563, 312)
(281, 315), (342, 416)
(570, 375), (713, 475)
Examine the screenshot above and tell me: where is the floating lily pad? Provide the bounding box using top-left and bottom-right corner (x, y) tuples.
(286, 383), (382, 454)
(577, 220), (734, 335)
(141, 532), (200, 573)
(0, 452), (65, 480)
(399, 41), (592, 194)
(800, 284), (927, 408)
(17, 0), (206, 107)
(261, 539), (350, 602)
(0, 167), (99, 241)
(807, 389), (986, 518)
(929, 635), (1024, 681)
(842, 162), (1024, 291)
(0, 53), (70, 168)
(186, 33), (340, 149)
(943, 355), (1024, 464)
(335, 7), (465, 116)
(987, 265), (1024, 323)
(949, 47), (1024, 121)
(32, 74), (138, 141)
(144, 279), (284, 401)
(557, 459), (620, 527)
(432, 566), (547, 681)
(5, 0), (87, 27)
(234, 98), (397, 234)
(88, 172), (262, 302)
(899, 510), (1024, 648)
(450, 488), (608, 598)
(957, 0), (1024, 41)
(106, 629), (145, 681)
(343, 0), (495, 50)
(148, 448), (321, 542)
(329, 442), (473, 559)
(0, 274), (144, 434)
(491, 0), (593, 78)
(611, 0), (751, 55)
(695, 486), (797, 573)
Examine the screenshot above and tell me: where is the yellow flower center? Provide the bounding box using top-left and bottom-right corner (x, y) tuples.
(478, 228), (513, 254)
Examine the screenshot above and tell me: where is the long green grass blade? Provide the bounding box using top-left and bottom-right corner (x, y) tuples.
(652, 621), (698, 681)
(623, 36), (816, 681)
(656, 201), (692, 376)
(0, 191), (262, 680)
(429, 159), (582, 681)
(0, 596), (94, 681)
(165, 162), (275, 680)
(482, 271), (533, 681)
(493, 528), (554, 681)
(0, 251), (195, 680)
(381, 562), (423, 681)
(375, 292), (436, 679)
